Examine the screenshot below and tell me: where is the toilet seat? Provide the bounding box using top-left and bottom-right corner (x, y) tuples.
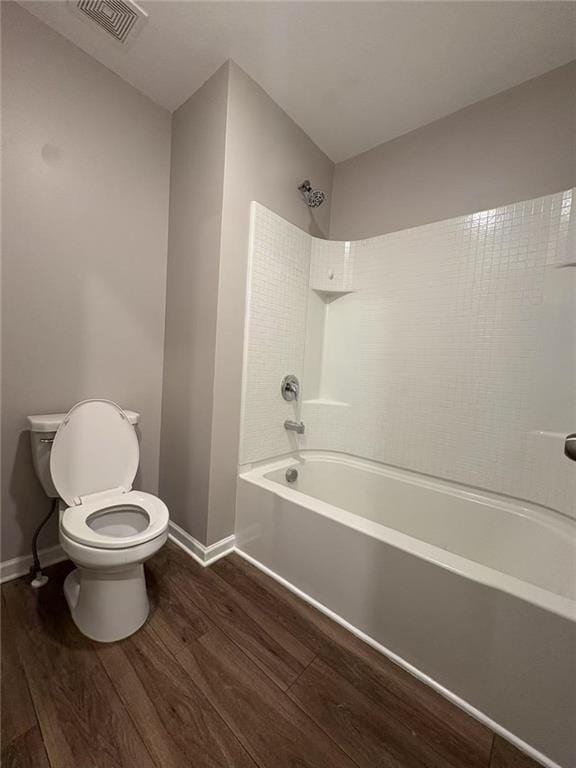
(52, 400), (169, 551)
(61, 490), (169, 550)
(51, 399), (140, 507)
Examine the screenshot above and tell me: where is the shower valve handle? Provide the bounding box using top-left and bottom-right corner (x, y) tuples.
(564, 434), (576, 462)
(281, 375), (300, 402)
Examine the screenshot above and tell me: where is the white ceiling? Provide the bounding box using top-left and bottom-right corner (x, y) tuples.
(19, 1), (576, 162)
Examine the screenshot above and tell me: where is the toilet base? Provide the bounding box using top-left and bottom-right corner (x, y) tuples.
(64, 564), (149, 642)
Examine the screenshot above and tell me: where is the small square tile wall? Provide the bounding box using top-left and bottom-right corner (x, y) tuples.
(240, 203), (311, 462)
(240, 191), (575, 520)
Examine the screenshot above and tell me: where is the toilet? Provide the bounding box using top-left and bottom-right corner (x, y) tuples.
(28, 399), (169, 642)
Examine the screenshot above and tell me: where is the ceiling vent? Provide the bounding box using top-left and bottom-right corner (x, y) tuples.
(71, 0), (148, 45)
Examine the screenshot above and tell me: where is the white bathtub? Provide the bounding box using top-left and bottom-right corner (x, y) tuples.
(235, 452), (576, 768)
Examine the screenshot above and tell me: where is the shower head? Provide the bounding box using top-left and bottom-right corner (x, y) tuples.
(298, 180), (326, 208)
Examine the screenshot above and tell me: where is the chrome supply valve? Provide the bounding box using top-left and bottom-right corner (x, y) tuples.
(281, 375), (300, 402)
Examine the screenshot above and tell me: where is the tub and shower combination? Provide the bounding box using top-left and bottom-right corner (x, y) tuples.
(237, 194), (576, 768)
(236, 452), (575, 768)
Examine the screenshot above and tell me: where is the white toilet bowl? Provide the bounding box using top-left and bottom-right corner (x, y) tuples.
(60, 490), (168, 642)
(47, 399), (169, 642)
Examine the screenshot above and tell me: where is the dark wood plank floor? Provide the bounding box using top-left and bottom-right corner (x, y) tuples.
(1, 542), (544, 768)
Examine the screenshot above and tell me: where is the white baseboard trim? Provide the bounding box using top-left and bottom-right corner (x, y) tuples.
(234, 547), (555, 768)
(0, 525), (234, 583)
(168, 521), (235, 567)
(0, 544), (68, 584)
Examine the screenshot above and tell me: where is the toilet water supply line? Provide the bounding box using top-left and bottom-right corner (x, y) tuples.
(29, 498), (58, 588)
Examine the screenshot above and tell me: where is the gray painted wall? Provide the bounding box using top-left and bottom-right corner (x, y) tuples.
(329, 62), (576, 240)
(159, 61), (334, 546)
(207, 61), (334, 544)
(158, 65), (228, 543)
(1, 3), (171, 561)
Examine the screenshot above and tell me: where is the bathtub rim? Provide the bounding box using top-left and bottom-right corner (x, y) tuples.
(238, 450), (576, 621)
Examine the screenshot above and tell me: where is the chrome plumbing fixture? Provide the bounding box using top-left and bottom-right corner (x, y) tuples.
(281, 374), (300, 401)
(285, 467), (299, 483)
(564, 433), (576, 462)
(298, 180), (326, 208)
(284, 419), (305, 434)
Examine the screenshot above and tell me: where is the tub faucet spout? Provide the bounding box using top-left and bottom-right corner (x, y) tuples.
(284, 420), (305, 435)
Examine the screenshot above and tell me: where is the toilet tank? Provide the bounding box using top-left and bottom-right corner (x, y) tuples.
(27, 409), (140, 498)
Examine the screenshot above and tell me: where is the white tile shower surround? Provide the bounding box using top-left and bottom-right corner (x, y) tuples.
(241, 192), (575, 519)
(241, 205), (311, 461)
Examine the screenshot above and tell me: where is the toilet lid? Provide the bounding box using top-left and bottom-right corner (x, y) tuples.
(50, 399), (139, 507)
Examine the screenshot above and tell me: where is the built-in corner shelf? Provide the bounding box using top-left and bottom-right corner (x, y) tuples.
(303, 398), (350, 407)
(311, 288), (357, 304)
(304, 286), (356, 406)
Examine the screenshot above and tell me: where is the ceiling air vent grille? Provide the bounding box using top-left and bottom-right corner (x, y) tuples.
(75, 0), (147, 44)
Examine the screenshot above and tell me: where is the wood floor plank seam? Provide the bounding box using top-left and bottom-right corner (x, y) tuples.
(3, 568), (159, 768)
(150, 552), (307, 691)
(290, 655), (445, 768)
(149, 550), (312, 696)
(315, 647), (492, 768)
(0, 724), (53, 768)
(286, 660), (456, 768)
(175, 579), (298, 692)
(207, 566), (316, 666)
(283, 683), (371, 768)
(147, 618), (216, 663)
(0, 669), (44, 756)
(172, 643), (269, 768)
(94, 637), (170, 768)
(2, 587), (75, 768)
(284, 652), (319, 694)
(142, 619), (262, 768)
(0, 597), (55, 768)
(173, 629), (359, 768)
(99, 622), (258, 768)
(2, 593), (57, 768)
(210, 556), (321, 665)
(212, 553), (494, 768)
(163, 569), (296, 691)
(487, 734), (496, 767)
